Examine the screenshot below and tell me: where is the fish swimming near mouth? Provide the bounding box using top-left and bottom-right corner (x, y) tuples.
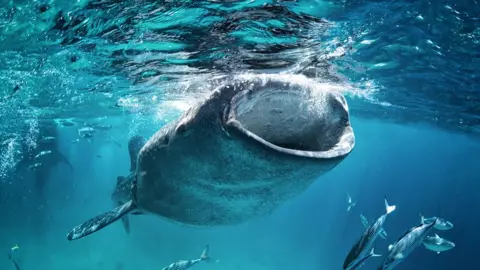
(360, 214), (388, 239)
(378, 216), (439, 270)
(422, 215), (453, 231)
(343, 198), (395, 270)
(422, 233), (455, 254)
(66, 73), (356, 241)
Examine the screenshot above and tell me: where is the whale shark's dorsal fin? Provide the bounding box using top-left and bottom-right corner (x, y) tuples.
(67, 200), (137, 241)
(128, 135), (146, 172)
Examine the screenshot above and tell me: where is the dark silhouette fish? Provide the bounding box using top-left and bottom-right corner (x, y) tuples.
(8, 253), (20, 270)
(14, 120), (73, 197)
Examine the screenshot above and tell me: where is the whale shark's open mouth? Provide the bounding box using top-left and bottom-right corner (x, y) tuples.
(224, 79), (355, 159)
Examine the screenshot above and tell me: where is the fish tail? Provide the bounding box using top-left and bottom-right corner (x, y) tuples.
(420, 213), (425, 224)
(200, 245), (209, 261)
(370, 248), (382, 257)
(384, 197), (396, 215)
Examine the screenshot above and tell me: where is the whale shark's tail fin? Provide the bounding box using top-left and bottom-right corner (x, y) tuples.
(128, 135), (146, 172)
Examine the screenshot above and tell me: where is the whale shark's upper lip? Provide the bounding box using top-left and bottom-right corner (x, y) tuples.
(221, 76), (355, 159)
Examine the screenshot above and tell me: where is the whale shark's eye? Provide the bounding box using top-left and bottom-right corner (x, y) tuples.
(163, 135), (170, 145)
(176, 124), (187, 136)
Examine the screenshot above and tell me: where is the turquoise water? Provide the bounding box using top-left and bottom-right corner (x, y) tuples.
(1, 0), (479, 270)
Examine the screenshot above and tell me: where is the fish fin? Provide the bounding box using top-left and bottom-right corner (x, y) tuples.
(434, 233), (440, 239)
(200, 245), (210, 261)
(370, 248), (382, 257)
(67, 200), (136, 241)
(394, 253), (403, 259)
(420, 214), (425, 225)
(120, 210), (131, 234)
(360, 214), (369, 228)
(384, 197), (396, 215)
(388, 245), (393, 251)
(347, 205), (352, 212)
(380, 229), (388, 239)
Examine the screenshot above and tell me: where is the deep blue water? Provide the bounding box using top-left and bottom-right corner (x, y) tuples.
(1, 0), (479, 270)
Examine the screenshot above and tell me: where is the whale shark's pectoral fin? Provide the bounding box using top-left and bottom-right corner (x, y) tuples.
(119, 202), (131, 234)
(67, 200), (136, 241)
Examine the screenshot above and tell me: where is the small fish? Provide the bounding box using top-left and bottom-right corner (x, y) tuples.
(78, 127), (95, 138)
(162, 245), (210, 270)
(28, 163), (42, 170)
(345, 248), (381, 270)
(96, 154), (103, 158)
(59, 120), (75, 127)
(39, 136), (56, 143)
(8, 252), (20, 270)
(11, 245), (19, 252)
(34, 150), (52, 159)
(347, 193), (356, 212)
(71, 138), (80, 144)
(422, 233), (455, 254)
(378, 216), (438, 270)
(422, 215), (453, 230)
(95, 124), (113, 131)
(343, 198), (396, 270)
(360, 214), (388, 239)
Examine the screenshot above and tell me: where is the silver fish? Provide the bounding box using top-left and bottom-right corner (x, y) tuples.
(422, 233), (455, 254)
(379, 217), (438, 270)
(162, 245), (210, 270)
(347, 193), (356, 212)
(28, 163), (42, 170)
(344, 198), (396, 270)
(423, 216), (453, 231)
(39, 136), (56, 143)
(345, 248), (381, 270)
(360, 214), (388, 239)
(34, 150), (52, 159)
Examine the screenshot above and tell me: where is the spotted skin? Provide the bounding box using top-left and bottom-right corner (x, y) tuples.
(67, 200), (135, 241)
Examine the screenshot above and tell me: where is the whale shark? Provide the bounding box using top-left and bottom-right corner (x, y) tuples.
(67, 74), (356, 241)
(14, 120), (73, 197)
(111, 135), (147, 234)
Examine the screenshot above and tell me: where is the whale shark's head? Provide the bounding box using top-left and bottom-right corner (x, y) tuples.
(221, 74), (355, 160)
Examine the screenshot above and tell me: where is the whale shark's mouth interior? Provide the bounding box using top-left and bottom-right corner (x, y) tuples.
(227, 83), (354, 158)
